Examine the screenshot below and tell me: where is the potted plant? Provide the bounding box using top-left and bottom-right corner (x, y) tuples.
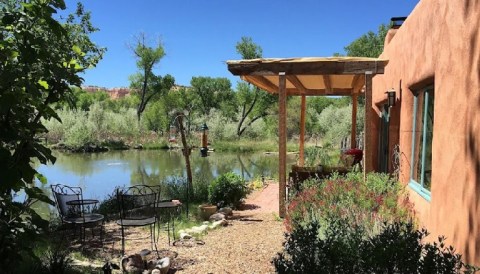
(198, 204), (217, 221)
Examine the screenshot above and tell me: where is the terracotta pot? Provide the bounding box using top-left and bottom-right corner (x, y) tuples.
(198, 204), (217, 220)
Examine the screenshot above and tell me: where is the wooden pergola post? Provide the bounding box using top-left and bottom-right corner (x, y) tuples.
(278, 72), (287, 218)
(364, 72), (374, 175)
(299, 95), (306, 166)
(351, 94), (358, 148)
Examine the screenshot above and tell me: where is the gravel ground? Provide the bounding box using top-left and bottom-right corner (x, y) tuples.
(98, 183), (286, 273)
(169, 211), (284, 273)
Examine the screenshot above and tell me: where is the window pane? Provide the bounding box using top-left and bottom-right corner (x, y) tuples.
(421, 91), (434, 189)
(413, 92), (424, 183)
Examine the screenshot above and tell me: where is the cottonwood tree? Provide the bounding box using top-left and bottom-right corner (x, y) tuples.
(190, 76), (232, 116)
(0, 0), (104, 270)
(344, 24), (389, 58)
(235, 37), (276, 137)
(129, 33), (174, 121)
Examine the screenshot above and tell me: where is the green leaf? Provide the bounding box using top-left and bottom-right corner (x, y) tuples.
(25, 187), (54, 205)
(72, 44), (82, 55)
(37, 80), (49, 89)
(35, 173), (47, 185)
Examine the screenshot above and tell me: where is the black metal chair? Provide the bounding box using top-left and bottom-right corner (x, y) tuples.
(51, 184), (105, 243)
(116, 185), (158, 256)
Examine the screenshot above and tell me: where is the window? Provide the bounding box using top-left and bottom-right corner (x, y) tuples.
(410, 86), (434, 201)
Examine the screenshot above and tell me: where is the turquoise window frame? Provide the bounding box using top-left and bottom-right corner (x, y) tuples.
(409, 86), (433, 202)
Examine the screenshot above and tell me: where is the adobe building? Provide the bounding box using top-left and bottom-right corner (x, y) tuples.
(371, 0), (480, 264)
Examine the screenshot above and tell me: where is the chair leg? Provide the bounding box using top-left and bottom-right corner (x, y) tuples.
(166, 219), (171, 246)
(121, 226), (125, 256)
(153, 223), (159, 258)
(172, 216), (176, 241)
(100, 222), (104, 249)
(150, 224), (153, 252)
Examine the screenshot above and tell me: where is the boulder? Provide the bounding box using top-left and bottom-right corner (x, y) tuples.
(209, 212), (226, 222)
(218, 207), (233, 216)
(198, 224), (209, 231)
(179, 232), (192, 240)
(121, 254), (143, 274)
(155, 257), (170, 274)
(214, 219), (228, 227)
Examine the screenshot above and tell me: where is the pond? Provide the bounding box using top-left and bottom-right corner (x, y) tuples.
(37, 149), (296, 200)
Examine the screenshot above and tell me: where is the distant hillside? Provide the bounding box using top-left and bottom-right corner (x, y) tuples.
(82, 85), (190, 99)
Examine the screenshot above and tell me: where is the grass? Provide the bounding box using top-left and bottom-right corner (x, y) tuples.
(142, 139), (170, 150)
(214, 139), (299, 153)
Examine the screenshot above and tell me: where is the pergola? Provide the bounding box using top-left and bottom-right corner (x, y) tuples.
(227, 57), (388, 217)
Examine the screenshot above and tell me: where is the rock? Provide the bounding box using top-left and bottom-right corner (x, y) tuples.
(210, 219), (228, 229)
(121, 254), (144, 273)
(203, 221), (210, 225)
(218, 207), (233, 216)
(156, 257), (170, 274)
(190, 225), (208, 235)
(215, 219), (228, 226)
(139, 249), (151, 258)
(179, 232), (192, 239)
(151, 269), (161, 274)
(134, 144), (143, 149)
(209, 212), (226, 222)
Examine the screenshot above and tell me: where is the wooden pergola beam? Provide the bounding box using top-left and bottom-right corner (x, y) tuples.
(286, 75), (307, 94)
(299, 95), (306, 166)
(278, 72), (287, 218)
(286, 88), (353, 96)
(243, 75), (278, 93)
(229, 60), (385, 76)
(323, 75), (332, 93)
(364, 72), (374, 174)
(351, 74), (364, 93)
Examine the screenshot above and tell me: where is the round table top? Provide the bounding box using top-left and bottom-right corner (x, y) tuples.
(156, 200), (182, 208)
(66, 199), (99, 206)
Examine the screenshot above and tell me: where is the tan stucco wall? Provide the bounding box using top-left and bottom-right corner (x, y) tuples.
(371, 0), (480, 264)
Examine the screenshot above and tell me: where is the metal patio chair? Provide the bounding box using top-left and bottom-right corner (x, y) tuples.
(51, 184), (105, 243)
(116, 185), (158, 256)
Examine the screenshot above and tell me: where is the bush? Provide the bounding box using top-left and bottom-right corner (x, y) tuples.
(285, 172), (412, 235)
(208, 172), (249, 208)
(274, 219), (469, 274)
(315, 104), (364, 147)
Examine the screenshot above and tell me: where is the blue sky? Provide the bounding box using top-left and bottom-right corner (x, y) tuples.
(66, 0), (419, 88)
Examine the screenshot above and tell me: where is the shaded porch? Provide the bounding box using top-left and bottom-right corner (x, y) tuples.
(227, 57), (388, 217)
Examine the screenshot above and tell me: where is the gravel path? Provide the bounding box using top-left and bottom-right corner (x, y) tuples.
(169, 182), (285, 273)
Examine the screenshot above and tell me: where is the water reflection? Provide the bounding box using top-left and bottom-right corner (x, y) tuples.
(38, 150), (294, 199)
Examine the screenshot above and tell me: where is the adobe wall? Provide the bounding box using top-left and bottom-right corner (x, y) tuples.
(371, 0), (480, 264)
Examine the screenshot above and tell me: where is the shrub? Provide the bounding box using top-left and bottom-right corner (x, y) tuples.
(274, 219), (469, 274)
(95, 187), (121, 220)
(208, 172), (249, 208)
(315, 104), (364, 147)
(285, 172), (412, 235)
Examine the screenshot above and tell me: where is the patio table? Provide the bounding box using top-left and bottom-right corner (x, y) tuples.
(156, 200), (182, 245)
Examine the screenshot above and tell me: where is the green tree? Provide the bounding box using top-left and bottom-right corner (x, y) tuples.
(129, 33), (174, 121)
(235, 37), (277, 137)
(72, 88), (109, 110)
(0, 0), (104, 270)
(344, 24), (389, 58)
(190, 76), (232, 116)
